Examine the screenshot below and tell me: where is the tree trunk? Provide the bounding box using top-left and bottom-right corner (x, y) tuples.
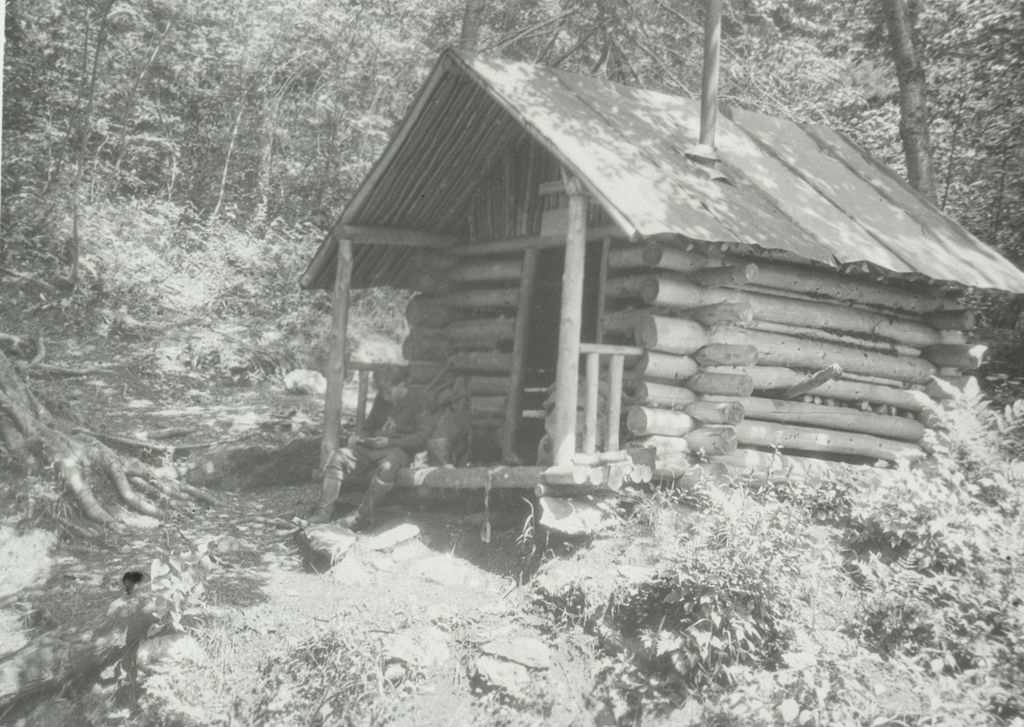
(881, 0), (937, 203)
(69, 0), (118, 288)
(0, 350), (212, 530)
(459, 0), (484, 52)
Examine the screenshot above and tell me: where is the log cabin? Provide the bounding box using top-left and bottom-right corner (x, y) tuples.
(300, 40), (1024, 504)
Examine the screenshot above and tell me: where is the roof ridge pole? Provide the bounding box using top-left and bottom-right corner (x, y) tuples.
(691, 0), (723, 162)
(550, 169), (589, 469)
(321, 237), (353, 470)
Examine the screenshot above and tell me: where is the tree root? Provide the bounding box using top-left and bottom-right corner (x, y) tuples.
(78, 428), (221, 454)
(1, 351), (214, 530)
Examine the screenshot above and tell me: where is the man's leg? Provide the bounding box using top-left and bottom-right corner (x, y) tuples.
(309, 446), (372, 523)
(338, 448), (409, 529)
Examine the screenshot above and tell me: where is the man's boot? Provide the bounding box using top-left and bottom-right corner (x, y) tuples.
(308, 477), (342, 524)
(338, 475), (394, 531)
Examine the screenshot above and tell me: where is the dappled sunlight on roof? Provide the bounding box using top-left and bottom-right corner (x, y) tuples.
(304, 48), (1024, 294)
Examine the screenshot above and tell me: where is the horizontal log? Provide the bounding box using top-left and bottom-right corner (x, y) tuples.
(634, 314), (710, 355)
(924, 309), (975, 331)
(744, 291), (942, 348)
(708, 326), (936, 384)
(445, 317), (516, 342)
(396, 465), (544, 489)
(640, 275), (745, 309)
(636, 350), (700, 381)
(654, 451), (692, 468)
(449, 258), (523, 283)
(684, 400), (745, 425)
(688, 300), (753, 326)
(402, 329), (452, 362)
(744, 320), (921, 357)
(921, 344), (986, 370)
(711, 449), (842, 479)
(627, 435), (691, 456)
(642, 242), (714, 272)
(407, 363), (445, 385)
(542, 466), (595, 486)
(406, 296), (458, 327)
(694, 344), (759, 367)
(736, 396), (924, 441)
(938, 330), (967, 344)
(689, 263), (759, 288)
(632, 381), (697, 408)
(604, 274), (648, 299)
(684, 426), (738, 456)
(579, 342), (645, 357)
(734, 420), (925, 462)
(638, 246), (953, 314)
(467, 376), (510, 396)
(452, 224), (625, 256)
(742, 365), (932, 411)
(436, 287), (519, 309)
(601, 308), (645, 336)
(451, 351), (514, 373)
(686, 371), (754, 397)
(413, 270), (454, 293)
(607, 246), (648, 270)
(471, 396), (507, 418)
(626, 406), (697, 437)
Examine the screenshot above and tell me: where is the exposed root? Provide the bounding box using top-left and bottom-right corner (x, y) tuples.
(1, 350), (214, 530)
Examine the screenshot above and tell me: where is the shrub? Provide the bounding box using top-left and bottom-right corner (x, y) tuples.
(590, 489), (816, 718)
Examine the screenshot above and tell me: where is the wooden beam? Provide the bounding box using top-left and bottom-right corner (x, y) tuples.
(552, 172), (589, 468)
(321, 239), (353, 469)
(355, 370), (370, 429)
(606, 354), (625, 452)
(596, 237), (611, 344)
(396, 465), (545, 489)
(452, 224), (624, 256)
(339, 225), (461, 249)
(502, 248), (539, 462)
(579, 342), (645, 357)
(583, 353), (600, 454)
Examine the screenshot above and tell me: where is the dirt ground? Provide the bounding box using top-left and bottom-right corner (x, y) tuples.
(0, 305), (605, 727)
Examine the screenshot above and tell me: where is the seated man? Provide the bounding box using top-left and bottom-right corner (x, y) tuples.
(310, 365), (434, 529)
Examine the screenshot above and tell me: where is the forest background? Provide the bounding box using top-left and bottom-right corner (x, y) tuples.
(3, 0), (1024, 382)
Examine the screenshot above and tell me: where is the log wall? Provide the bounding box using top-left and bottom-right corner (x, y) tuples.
(604, 240), (975, 471)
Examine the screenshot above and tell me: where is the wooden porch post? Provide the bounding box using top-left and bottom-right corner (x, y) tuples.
(502, 248), (538, 462)
(551, 172), (588, 468)
(321, 238), (353, 470)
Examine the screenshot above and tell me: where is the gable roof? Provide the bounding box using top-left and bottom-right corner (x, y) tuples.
(303, 49), (1024, 294)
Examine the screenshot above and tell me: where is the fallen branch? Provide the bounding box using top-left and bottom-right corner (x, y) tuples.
(145, 426), (194, 440)
(23, 363), (104, 377)
(75, 429), (222, 454)
(29, 337), (45, 366)
(0, 265), (59, 294)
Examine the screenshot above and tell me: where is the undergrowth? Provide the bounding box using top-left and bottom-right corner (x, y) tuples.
(13, 199), (409, 382)
(535, 385), (1024, 726)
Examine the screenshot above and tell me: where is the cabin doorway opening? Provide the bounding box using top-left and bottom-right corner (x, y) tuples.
(514, 240), (605, 464)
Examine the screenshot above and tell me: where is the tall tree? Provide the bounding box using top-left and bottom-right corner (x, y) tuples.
(880, 0), (937, 202)
(69, 0), (118, 287)
(459, 0), (483, 52)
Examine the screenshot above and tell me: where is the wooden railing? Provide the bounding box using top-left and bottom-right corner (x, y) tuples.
(578, 342), (644, 455)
